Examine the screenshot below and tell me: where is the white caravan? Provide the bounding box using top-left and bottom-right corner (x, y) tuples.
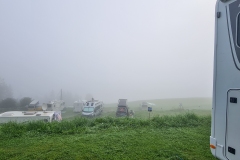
(73, 100), (86, 112)
(211, 0), (240, 159)
(46, 100), (65, 111)
(140, 102), (155, 110)
(0, 111), (62, 123)
(27, 100), (42, 111)
(82, 100), (103, 117)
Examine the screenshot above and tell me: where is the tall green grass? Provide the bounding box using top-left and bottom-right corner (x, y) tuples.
(0, 113), (210, 139)
(0, 113), (214, 160)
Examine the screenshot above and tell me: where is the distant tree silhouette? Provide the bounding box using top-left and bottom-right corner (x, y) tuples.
(0, 98), (17, 108)
(0, 77), (12, 100)
(19, 97), (32, 108)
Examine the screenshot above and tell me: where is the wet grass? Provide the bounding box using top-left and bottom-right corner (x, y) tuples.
(0, 113), (215, 160)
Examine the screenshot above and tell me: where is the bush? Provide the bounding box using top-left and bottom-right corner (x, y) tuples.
(1, 122), (26, 138)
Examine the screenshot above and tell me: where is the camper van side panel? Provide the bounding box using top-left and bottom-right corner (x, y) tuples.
(212, 0), (240, 159)
(0, 116), (51, 123)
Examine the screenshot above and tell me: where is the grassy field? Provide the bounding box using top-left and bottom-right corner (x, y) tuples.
(63, 97), (212, 120)
(0, 113), (215, 160)
(0, 98), (215, 160)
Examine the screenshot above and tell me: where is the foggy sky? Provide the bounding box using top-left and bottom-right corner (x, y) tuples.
(0, 0), (215, 103)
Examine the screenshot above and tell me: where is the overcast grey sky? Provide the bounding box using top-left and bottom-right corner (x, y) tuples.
(0, 0), (215, 103)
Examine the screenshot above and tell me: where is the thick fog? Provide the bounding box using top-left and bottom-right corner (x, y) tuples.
(0, 0), (215, 103)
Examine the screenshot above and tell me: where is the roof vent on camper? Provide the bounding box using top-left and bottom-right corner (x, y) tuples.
(1, 113), (14, 117)
(24, 112), (37, 115)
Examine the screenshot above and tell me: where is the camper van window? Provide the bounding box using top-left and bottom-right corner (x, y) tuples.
(238, 13), (240, 47)
(91, 103), (94, 106)
(86, 103), (89, 106)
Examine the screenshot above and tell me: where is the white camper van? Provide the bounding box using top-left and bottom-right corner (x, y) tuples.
(82, 100), (103, 117)
(140, 102), (155, 110)
(28, 100), (42, 111)
(211, 0), (240, 159)
(0, 111), (62, 124)
(73, 100), (86, 113)
(46, 100), (65, 111)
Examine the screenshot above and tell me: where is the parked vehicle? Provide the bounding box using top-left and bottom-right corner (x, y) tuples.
(82, 100), (103, 117)
(210, 0), (240, 159)
(46, 100), (65, 111)
(141, 102), (148, 108)
(140, 102), (155, 110)
(140, 102), (155, 108)
(45, 89), (66, 112)
(73, 100), (86, 112)
(0, 111), (62, 123)
(116, 99), (129, 117)
(27, 100), (42, 111)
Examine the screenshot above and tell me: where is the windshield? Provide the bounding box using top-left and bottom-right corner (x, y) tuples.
(83, 107), (94, 112)
(117, 107), (127, 112)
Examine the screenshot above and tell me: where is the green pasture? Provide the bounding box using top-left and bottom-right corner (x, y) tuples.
(0, 113), (215, 160)
(63, 97), (212, 120)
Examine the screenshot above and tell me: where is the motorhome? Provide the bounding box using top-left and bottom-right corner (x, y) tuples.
(211, 0), (240, 159)
(46, 100), (65, 111)
(28, 100), (42, 111)
(73, 100), (86, 113)
(116, 99), (129, 117)
(82, 100), (103, 117)
(141, 102), (148, 109)
(140, 102), (155, 110)
(0, 111), (62, 123)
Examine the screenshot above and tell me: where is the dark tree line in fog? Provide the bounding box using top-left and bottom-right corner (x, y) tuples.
(0, 76), (94, 108)
(0, 77), (12, 100)
(0, 97), (32, 109)
(0, 77), (31, 109)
